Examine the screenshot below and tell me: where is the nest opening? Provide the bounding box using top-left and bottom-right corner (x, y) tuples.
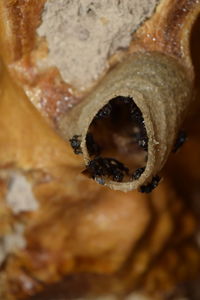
(85, 96), (148, 183)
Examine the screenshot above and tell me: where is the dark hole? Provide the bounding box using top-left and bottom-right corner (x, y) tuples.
(85, 96), (148, 183)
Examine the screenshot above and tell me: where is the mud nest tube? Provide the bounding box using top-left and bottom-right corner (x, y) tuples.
(84, 96), (148, 185)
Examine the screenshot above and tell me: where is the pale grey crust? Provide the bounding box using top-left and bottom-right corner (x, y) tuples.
(37, 0), (160, 91)
(0, 170), (38, 267)
(59, 52), (192, 192)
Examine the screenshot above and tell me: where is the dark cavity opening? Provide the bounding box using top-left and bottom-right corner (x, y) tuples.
(85, 96), (148, 183)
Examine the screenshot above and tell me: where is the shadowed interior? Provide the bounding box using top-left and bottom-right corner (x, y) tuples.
(85, 96), (148, 183)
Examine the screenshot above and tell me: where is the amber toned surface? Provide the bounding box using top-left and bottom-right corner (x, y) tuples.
(0, 0), (80, 125)
(0, 0), (199, 299)
(129, 0), (200, 75)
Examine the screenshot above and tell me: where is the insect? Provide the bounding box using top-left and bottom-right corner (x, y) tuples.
(86, 157), (129, 182)
(128, 99), (148, 151)
(86, 133), (101, 157)
(95, 176), (106, 185)
(140, 175), (161, 193)
(117, 97), (146, 128)
(130, 104), (144, 125)
(132, 129), (148, 151)
(69, 135), (82, 154)
(112, 166), (124, 182)
(136, 132), (148, 151)
(172, 130), (187, 153)
(123, 96), (133, 104)
(132, 167), (145, 180)
(94, 103), (112, 120)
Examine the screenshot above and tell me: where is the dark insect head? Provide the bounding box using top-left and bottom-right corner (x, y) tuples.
(140, 175), (161, 193)
(173, 130), (187, 153)
(132, 167), (145, 180)
(130, 104), (144, 124)
(94, 103), (112, 120)
(126, 98), (148, 151)
(95, 176), (106, 185)
(131, 129), (148, 151)
(69, 135), (82, 155)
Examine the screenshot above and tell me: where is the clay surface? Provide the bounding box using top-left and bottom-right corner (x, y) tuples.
(38, 0), (159, 90)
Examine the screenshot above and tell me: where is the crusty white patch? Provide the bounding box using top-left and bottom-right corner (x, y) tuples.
(6, 173), (38, 214)
(37, 0), (159, 90)
(0, 224), (26, 266)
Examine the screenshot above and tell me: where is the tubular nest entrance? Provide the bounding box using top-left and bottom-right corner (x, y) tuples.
(85, 96), (148, 184)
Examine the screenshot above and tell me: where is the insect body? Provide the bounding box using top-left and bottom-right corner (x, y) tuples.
(129, 99), (148, 151)
(132, 167), (145, 180)
(130, 104), (144, 124)
(173, 130), (187, 153)
(86, 157), (129, 183)
(69, 135), (82, 154)
(132, 130), (148, 151)
(140, 175), (161, 193)
(95, 103), (112, 120)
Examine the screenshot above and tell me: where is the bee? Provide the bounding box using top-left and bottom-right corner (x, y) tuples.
(131, 128), (148, 151)
(173, 130), (187, 153)
(129, 100), (148, 151)
(95, 176), (106, 185)
(69, 135), (82, 155)
(130, 104), (144, 124)
(133, 131), (148, 151)
(86, 157), (129, 183)
(132, 167), (145, 180)
(140, 175), (161, 193)
(123, 96), (133, 104)
(94, 103), (112, 120)
(86, 133), (101, 157)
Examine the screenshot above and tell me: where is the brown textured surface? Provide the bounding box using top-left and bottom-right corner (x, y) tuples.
(129, 0), (200, 75)
(58, 0), (200, 193)
(0, 59), (199, 299)
(0, 0), (46, 62)
(0, 0), (81, 125)
(59, 52), (192, 191)
(0, 0), (199, 299)
(0, 0), (199, 123)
